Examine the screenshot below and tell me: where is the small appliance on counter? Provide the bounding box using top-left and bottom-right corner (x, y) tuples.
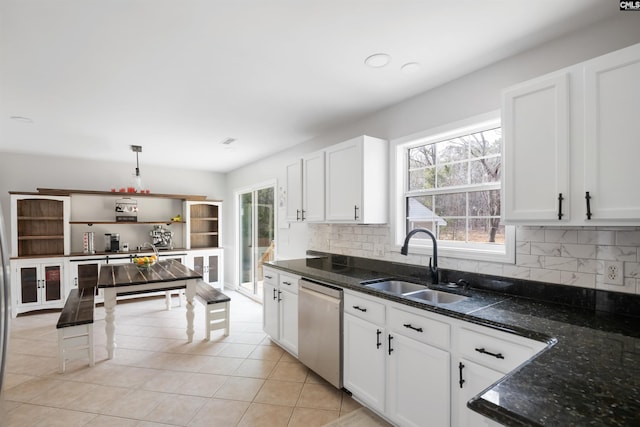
(150, 225), (173, 250)
(104, 233), (120, 252)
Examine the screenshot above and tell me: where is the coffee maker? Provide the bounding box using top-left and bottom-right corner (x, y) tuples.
(104, 233), (120, 252)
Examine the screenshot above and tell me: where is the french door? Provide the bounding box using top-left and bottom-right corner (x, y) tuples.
(238, 184), (275, 301)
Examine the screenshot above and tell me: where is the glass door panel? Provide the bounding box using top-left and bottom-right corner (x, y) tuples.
(44, 265), (61, 301)
(238, 185), (275, 301)
(239, 192), (254, 295)
(20, 266), (38, 304)
(207, 255), (219, 283)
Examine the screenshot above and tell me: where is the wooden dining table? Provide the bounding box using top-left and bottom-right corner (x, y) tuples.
(97, 259), (202, 359)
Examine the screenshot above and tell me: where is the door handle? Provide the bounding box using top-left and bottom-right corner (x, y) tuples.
(388, 334), (394, 355)
(376, 329), (382, 349)
(273, 289), (278, 300)
(475, 347), (504, 359)
(459, 362), (465, 388)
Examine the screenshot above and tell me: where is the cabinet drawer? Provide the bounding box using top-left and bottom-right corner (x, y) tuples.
(459, 327), (541, 373)
(279, 274), (299, 294)
(263, 268), (278, 287)
(344, 292), (385, 324)
(388, 307), (450, 349)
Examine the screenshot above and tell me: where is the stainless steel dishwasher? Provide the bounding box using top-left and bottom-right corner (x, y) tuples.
(298, 279), (343, 389)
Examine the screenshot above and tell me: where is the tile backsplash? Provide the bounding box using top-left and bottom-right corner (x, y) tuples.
(308, 224), (640, 295)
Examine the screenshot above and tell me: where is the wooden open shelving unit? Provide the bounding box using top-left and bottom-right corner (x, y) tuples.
(189, 203), (219, 248)
(16, 198), (65, 257)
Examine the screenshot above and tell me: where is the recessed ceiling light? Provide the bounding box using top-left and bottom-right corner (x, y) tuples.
(401, 62), (421, 73)
(365, 53), (391, 68)
(9, 116), (34, 123)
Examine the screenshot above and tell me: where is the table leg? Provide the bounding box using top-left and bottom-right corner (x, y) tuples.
(165, 291), (172, 310)
(104, 288), (117, 359)
(185, 281), (195, 343)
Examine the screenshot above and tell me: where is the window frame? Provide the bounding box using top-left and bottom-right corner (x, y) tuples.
(391, 111), (515, 264)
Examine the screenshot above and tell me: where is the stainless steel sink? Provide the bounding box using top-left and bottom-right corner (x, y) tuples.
(403, 289), (468, 304)
(363, 280), (426, 294)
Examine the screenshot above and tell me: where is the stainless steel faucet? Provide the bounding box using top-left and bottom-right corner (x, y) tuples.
(141, 241), (159, 258)
(400, 228), (439, 284)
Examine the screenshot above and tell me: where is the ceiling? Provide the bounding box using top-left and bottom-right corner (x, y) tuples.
(0, 1), (616, 173)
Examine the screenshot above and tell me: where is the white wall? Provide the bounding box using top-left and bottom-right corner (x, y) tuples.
(224, 13), (640, 290)
(0, 151), (226, 256)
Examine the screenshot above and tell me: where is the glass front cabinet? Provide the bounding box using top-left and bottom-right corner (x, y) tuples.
(13, 258), (66, 316)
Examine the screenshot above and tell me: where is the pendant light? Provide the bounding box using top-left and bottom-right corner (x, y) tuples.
(131, 145), (143, 192)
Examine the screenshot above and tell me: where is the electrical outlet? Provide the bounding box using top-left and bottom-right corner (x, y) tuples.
(603, 261), (624, 285)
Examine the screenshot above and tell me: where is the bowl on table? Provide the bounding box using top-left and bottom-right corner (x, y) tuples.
(133, 255), (157, 269)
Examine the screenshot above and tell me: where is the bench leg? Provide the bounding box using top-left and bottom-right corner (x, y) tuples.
(224, 301), (230, 336)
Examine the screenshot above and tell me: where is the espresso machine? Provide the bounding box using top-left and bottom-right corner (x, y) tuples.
(150, 225), (173, 250)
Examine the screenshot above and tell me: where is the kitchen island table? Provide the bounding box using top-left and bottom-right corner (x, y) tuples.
(97, 259), (202, 359)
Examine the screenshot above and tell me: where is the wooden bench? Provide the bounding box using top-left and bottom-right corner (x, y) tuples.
(195, 280), (230, 340)
(56, 288), (95, 373)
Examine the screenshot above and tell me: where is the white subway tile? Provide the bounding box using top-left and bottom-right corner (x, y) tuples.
(516, 227), (545, 243)
(561, 244), (596, 259)
(531, 243), (561, 257)
(516, 254), (544, 268)
(503, 265), (531, 279)
(596, 276), (636, 294)
(596, 245), (638, 262)
(545, 229), (577, 244)
(624, 261), (640, 278)
(577, 259), (603, 275)
(529, 268), (562, 284)
(516, 241), (531, 255)
(577, 230), (615, 245)
(616, 230), (640, 246)
(477, 262), (504, 276)
(544, 256), (578, 272)
(560, 272), (595, 288)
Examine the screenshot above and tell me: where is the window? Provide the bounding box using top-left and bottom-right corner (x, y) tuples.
(394, 113), (515, 263)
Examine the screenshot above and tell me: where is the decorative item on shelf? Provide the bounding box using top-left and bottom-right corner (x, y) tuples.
(82, 232), (95, 254)
(115, 198), (138, 222)
(171, 214), (182, 222)
(150, 225), (174, 249)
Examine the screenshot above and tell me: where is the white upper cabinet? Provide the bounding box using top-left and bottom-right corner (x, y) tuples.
(502, 72), (570, 222)
(325, 135), (388, 224)
(285, 159), (303, 222)
(502, 42), (640, 225)
(302, 151), (325, 222)
(583, 45), (640, 221)
(285, 151), (325, 222)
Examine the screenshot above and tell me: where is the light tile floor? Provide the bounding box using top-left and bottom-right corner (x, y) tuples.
(0, 290), (386, 427)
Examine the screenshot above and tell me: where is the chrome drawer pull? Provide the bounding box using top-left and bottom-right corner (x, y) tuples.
(353, 305), (367, 312)
(403, 323), (423, 333)
(475, 347), (504, 359)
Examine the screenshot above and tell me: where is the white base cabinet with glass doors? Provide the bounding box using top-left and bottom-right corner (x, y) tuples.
(502, 42), (640, 225)
(11, 258), (66, 316)
(186, 249), (224, 290)
(262, 266), (299, 356)
(342, 289), (547, 427)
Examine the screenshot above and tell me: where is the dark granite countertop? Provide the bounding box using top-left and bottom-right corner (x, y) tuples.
(268, 255), (640, 427)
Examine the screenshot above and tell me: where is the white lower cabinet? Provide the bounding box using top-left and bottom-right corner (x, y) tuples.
(343, 313), (386, 413)
(343, 291), (450, 427)
(453, 325), (547, 427)
(456, 359), (504, 427)
(387, 332), (450, 427)
(343, 290), (548, 427)
(262, 267), (299, 356)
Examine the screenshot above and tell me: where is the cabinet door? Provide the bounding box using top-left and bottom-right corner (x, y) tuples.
(325, 140), (362, 222)
(42, 264), (62, 302)
(263, 282), (279, 340)
(286, 159), (303, 221)
(279, 288), (298, 355)
(502, 72), (570, 223)
(387, 333), (450, 427)
(18, 265), (39, 305)
(70, 260), (102, 296)
(343, 313), (386, 413)
(302, 151), (325, 222)
(457, 359), (504, 427)
(584, 44), (640, 221)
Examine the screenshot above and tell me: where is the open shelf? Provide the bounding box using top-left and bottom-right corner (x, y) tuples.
(70, 221), (185, 225)
(16, 198), (66, 256)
